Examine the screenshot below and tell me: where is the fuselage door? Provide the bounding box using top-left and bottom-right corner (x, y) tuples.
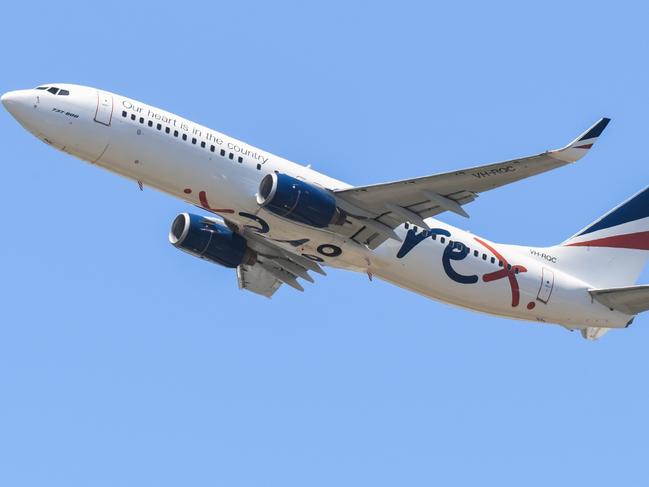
(94, 91), (113, 126)
(537, 267), (555, 304)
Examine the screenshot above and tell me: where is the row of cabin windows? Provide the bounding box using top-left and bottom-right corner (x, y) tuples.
(121, 110), (263, 170)
(404, 223), (519, 273)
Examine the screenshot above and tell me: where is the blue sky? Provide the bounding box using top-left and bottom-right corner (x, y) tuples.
(2, 1), (649, 485)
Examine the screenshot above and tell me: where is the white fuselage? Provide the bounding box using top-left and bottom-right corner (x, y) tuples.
(1, 84), (632, 331)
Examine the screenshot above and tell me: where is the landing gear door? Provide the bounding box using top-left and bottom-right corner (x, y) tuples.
(537, 267), (555, 304)
(94, 91), (113, 126)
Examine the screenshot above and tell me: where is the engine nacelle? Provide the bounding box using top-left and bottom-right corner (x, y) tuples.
(169, 213), (255, 268)
(256, 172), (346, 228)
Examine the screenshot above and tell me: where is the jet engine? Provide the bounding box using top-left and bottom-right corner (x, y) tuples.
(256, 172), (346, 228)
(169, 213), (256, 268)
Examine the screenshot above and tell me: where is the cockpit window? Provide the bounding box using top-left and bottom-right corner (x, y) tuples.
(35, 85), (70, 95)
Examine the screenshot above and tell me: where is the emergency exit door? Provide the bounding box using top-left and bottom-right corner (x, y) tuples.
(537, 267), (555, 304)
(94, 91), (113, 126)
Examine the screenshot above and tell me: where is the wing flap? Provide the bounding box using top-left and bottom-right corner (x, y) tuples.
(236, 263), (283, 298)
(233, 226), (325, 296)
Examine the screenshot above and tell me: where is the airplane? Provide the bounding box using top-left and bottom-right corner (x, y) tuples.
(3, 83), (649, 340)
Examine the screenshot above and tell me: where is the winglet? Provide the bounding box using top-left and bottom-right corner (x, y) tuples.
(567, 117), (611, 148)
(551, 117), (611, 163)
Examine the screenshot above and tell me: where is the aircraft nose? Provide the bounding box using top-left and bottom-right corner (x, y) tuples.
(1, 89), (35, 121)
(1, 90), (17, 108)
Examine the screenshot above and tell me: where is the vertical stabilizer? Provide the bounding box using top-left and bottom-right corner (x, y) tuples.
(548, 186), (649, 288)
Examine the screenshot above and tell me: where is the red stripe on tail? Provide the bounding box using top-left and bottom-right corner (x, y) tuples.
(567, 231), (649, 250)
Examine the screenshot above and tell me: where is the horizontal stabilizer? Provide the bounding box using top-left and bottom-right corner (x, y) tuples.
(589, 285), (649, 315)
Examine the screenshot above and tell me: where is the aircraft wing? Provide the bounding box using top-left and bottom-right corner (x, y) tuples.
(332, 118), (610, 249)
(234, 227), (326, 297)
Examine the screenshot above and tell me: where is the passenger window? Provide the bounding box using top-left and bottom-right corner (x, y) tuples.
(192, 137), (197, 144)
(182, 134), (187, 141)
(499, 260), (503, 267)
(122, 111), (127, 118)
(131, 114), (136, 121)
(156, 123), (162, 130)
(220, 149), (226, 156)
(58, 89), (70, 96)
(507, 264), (512, 270)
(210, 145), (215, 152)
(490, 257), (495, 264)
(238, 156), (243, 163)
(473, 250), (478, 257)
(148, 120), (153, 127)
(482, 254), (487, 260)
(431, 234), (436, 240)
(229, 153), (234, 160)
(47, 87), (59, 95)
(440, 237), (445, 244)
(165, 127), (170, 134)
(139, 117), (144, 124)
(174, 130), (179, 137)
(256, 163), (262, 170)
(201, 141), (206, 148)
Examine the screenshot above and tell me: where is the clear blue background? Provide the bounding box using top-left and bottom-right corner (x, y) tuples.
(2, 1), (648, 485)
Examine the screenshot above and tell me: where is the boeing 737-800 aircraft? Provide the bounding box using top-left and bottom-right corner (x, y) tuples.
(4, 83), (649, 340)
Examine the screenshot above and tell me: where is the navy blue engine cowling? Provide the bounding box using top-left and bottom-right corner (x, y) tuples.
(256, 173), (346, 228)
(169, 213), (255, 268)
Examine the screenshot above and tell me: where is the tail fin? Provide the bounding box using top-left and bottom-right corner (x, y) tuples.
(548, 186), (649, 287)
